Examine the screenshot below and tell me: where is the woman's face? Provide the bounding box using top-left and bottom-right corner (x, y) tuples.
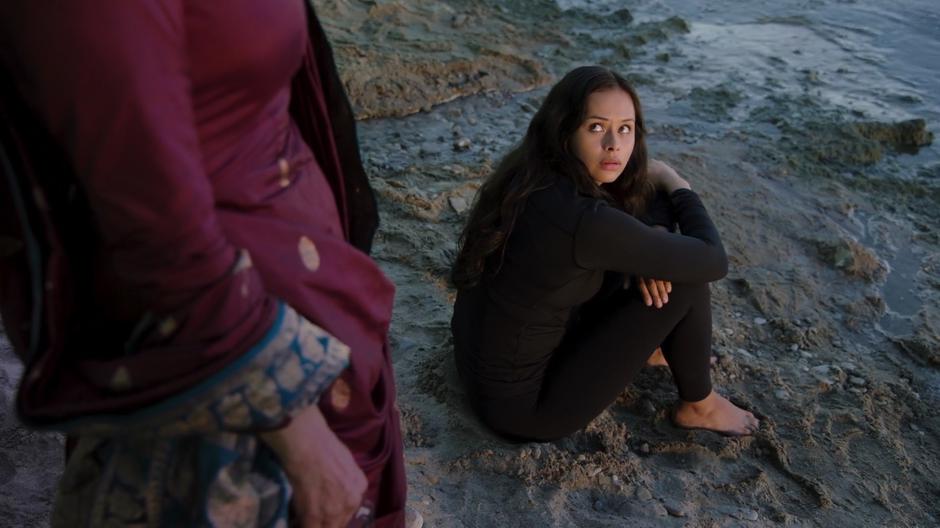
(571, 88), (636, 185)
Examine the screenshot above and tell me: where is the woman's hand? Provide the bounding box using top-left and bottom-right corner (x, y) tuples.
(260, 403), (367, 528)
(638, 276), (672, 308)
(648, 159), (691, 193)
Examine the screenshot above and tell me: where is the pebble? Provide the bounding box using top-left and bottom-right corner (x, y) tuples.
(448, 195), (469, 214)
(652, 502), (669, 517)
(800, 351), (815, 359)
(611, 475), (621, 486)
(640, 398), (656, 416)
(790, 344), (799, 352)
(849, 387), (866, 395)
(849, 376), (866, 386)
(635, 486), (653, 501)
(451, 13), (469, 28)
(664, 501), (688, 517)
(736, 348), (755, 359)
(453, 137), (472, 151)
(754, 317), (768, 325)
(774, 389), (790, 400)
(639, 442), (650, 454)
(593, 499), (606, 511)
(811, 364), (831, 376)
(733, 508), (760, 521)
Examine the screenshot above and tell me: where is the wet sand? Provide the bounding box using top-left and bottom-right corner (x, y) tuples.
(2, 0), (938, 526)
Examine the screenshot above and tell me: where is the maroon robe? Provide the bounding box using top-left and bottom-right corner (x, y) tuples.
(0, 1), (404, 525)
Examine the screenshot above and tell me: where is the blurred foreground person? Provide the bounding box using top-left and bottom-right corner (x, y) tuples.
(0, 2), (411, 526)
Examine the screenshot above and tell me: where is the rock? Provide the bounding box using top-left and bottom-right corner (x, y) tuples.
(736, 348), (755, 359)
(849, 387), (866, 395)
(419, 141), (445, 157)
(811, 364), (831, 376)
(448, 195), (469, 214)
(790, 344), (799, 352)
(664, 501), (688, 517)
(451, 13), (469, 28)
(635, 486), (653, 501)
(849, 376), (867, 386)
(733, 508), (759, 521)
(652, 502), (669, 517)
(639, 442), (650, 454)
(453, 137), (472, 151)
(593, 499), (606, 511)
(754, 317), (768, 325)
(639, 398), (656, 416)
(800, 351), (815, 359)
(774, 389), (790, 400)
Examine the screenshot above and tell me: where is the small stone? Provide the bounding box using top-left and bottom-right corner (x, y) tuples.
(811, 364), (831, 376)
(733, 508), (759, 521)
(848, 387), (866, 395)
(639, 442), (650, 454)
(800, 351), (815, 359)
(453, 137), (472, 151)
(612, 475), (621, 485)
(754, 317), (768, 325)
(652, 502), (669, 517)
(774, 389), (789, 400)
(593, 499), (606, 511)
(736, 348), (755, 359)
(448, 196), (469, 214)
(790, 344), (799, 352)
(640, 398), (656, 416)
(664, 501), (688, 517)
(451, 13), (469, 28)
(636, 486), (653, 501)
(849, 376), (866, 386)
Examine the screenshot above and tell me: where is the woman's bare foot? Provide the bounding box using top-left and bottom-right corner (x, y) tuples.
(646, 348), (717, 368)
(646, 347), (669, 367)
(672, 391), (759, 436)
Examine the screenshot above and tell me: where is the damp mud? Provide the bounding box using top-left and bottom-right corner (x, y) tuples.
(2, 0), (938, 526)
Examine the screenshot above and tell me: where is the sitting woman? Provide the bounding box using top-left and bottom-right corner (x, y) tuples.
(450, 65), (759, 441)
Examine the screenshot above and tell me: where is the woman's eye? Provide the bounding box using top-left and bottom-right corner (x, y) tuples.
(588, 123), (604, 132)
(619, 124), (633, 134)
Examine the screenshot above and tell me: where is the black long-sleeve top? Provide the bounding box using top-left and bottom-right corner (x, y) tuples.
(452, 172), (727, 394)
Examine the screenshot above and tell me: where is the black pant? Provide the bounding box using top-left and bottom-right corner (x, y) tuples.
(464, 282), (714, 442)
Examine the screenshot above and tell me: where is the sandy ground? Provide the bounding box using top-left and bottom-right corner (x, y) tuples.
(2, 1), (938, 526)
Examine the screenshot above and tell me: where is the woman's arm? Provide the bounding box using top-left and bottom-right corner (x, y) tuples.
(574, 189), (728, 283)
(2, 1), (346, 435)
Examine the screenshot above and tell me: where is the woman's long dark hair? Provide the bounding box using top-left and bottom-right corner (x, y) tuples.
(451, 65), (652, 289)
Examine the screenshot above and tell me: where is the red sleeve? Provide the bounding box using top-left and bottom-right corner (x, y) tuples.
(0, 1), (280, 410)
(7, 1), (259, 315)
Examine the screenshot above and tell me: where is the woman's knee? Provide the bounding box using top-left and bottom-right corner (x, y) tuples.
(669, 282), (710, 308)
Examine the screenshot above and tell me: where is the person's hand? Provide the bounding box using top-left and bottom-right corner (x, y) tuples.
(647, 159), (690, 193)
(638, 276), (671, 308)
(260, 404), (367, 528)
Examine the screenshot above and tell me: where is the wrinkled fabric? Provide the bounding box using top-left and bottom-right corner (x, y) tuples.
(0, 1), (404, 525)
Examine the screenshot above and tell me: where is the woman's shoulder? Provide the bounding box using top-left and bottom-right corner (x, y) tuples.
(527, 173), (605, 233)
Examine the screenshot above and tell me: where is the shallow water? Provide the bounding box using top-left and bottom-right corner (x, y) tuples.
(560, 0), (940, 163)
